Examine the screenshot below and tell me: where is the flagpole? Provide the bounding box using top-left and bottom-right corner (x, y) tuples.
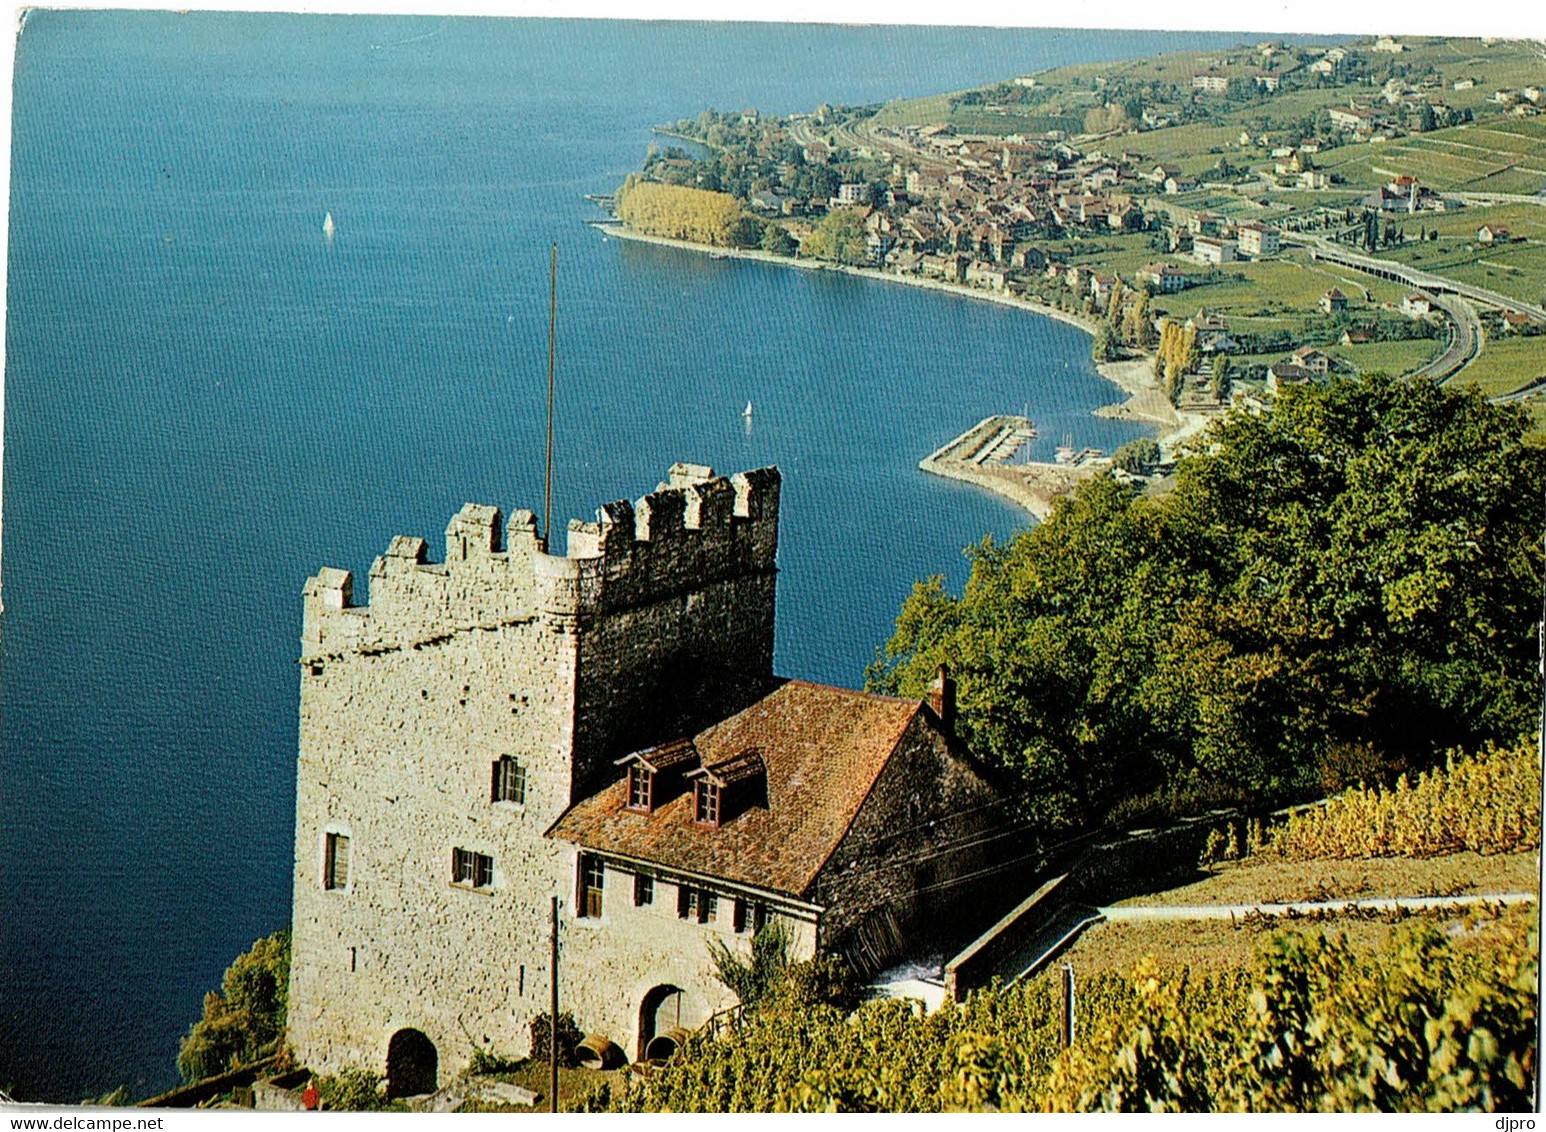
(544, 243), (557, 553)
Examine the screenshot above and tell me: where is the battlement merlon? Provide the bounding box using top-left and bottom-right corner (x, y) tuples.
(299, 464), (780, 659)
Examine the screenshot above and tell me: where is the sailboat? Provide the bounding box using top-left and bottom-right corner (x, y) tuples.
(322, 211), (336, 240)
(742, 401), (753, 419)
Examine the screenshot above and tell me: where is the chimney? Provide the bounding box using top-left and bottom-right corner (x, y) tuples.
(928, 664), (956, 729)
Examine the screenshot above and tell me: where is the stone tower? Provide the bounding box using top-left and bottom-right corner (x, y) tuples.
(287, 463), (780, 1081)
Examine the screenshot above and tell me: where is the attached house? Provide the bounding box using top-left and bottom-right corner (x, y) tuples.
(1139, 262), (1201, 293)
(1291, 346), (1333, 375)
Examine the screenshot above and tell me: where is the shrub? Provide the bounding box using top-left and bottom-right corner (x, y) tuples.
(1266, 743), (1540, 860)
(529, 1011), (583, 1068)
(316, 1068), (401, 1112)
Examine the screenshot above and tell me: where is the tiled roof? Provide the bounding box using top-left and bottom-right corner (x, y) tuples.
(547, 680), (924, 897)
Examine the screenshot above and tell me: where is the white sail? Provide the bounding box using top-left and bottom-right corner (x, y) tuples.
(322, 211), (336, 239)
(742, 401), (753, 417)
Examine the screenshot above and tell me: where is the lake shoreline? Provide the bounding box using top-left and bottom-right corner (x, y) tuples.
(601, 224), (1206, 517)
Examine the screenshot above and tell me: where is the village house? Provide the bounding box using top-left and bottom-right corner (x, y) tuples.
(1321, 288), (1350, 314)
(922, 253), (969, 283)
(1477, 224), (1512, 244)
(965, 260), (1008, 291)
(1266, 361), (1314, 395)
(1235, 222), (1281, 258)
(1192, 236), (1237, 265)
(1192, 72), (1231, 94)
(1291, 346), (1333, 375)
(1187, 310), (1240, 354)
(1403, 292), (1435, 317)
(287, 464), (1015, 1094)
(1139, 262), (1201, 293)
(1328, 105), (1378, 133)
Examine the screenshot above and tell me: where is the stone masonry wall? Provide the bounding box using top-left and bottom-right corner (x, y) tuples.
(810, 713), (1008, 974)
(558, 861), (818, 1060)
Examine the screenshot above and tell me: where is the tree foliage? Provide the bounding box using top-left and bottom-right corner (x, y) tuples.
(1112, 436), (1161, 475)
(615, 177), (742, 246)
(1090, 324), (1118, 364)
(800, 207), (869, 265)
(176, 929), (290, 1082)
(867, 376), (1545, 827)
(761, 223), (796, 256)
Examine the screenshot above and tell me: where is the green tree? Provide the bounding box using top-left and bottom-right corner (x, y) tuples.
(1091, 325), (1117, 364)
(868, 376), (1545, 823)
(730, 214), (766, 248)
(1209, 354), (1231, 398)
(801, 208), (868, 265)
(761, 224), (796, 256)
(709, 920), (792, 1008)
(1113, 436), (1161, 475)
(177, 929), (291, 1082)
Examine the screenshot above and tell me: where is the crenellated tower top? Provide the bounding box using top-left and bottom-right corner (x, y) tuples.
(300, 463), (780, 663)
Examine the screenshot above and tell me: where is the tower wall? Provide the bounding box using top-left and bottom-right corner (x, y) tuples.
(288, 465), (780, 1081)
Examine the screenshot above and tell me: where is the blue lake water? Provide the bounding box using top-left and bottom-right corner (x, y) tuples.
(2, 12), (1252, 1100)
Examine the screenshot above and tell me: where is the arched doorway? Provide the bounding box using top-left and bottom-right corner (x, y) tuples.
(386, 1028), (437, 1097)
(637, 984), (684, 1062)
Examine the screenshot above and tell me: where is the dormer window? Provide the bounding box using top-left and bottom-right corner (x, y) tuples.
(614, 737), (699, 815)
(627, 764), (654, 812)
(694, 780), (721, 827)
(685, 748), (766, 828)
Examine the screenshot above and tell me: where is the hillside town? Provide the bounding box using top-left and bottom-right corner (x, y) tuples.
(622, 34), (1546, 419)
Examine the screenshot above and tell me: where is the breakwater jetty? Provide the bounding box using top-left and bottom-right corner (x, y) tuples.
(921, 415), (1110, 521)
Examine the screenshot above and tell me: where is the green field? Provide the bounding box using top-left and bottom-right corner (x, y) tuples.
(1329, 337), (1443, 375)
(1453, 335), (1546, 396)
(1354, 202), (1546, 308)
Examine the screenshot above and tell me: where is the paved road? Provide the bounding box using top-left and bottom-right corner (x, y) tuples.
(1415, 292), (1479, 380)
(1294, 233), (1546, 321)
(1099, 891), (1537, 921)
(1288, 234), (1492, 381)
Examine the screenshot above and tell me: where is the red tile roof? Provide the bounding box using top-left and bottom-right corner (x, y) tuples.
(547, 680), (924, 897)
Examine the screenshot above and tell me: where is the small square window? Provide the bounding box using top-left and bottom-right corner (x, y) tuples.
(453, 847), (493, 889)
(323, 832), (350, 891)
(634, 874), (654, 906)
(492, 756), (527, 805)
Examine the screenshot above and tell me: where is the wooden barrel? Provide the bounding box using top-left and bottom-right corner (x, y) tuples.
(644, 1027), (690, 1062)
(575, 1034), (623, 1070)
